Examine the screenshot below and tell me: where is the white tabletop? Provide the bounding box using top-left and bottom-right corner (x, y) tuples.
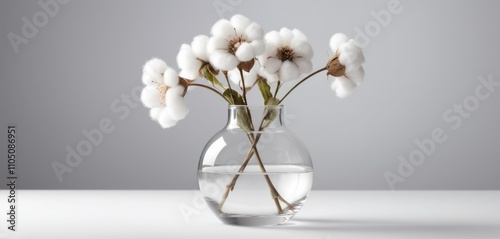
(1, 190), (499, 239)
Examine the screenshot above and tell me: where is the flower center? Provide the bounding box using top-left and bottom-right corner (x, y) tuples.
(276, 45), (295, 62)
(157, 84), (169, 106)
(228, 35), (247, 54)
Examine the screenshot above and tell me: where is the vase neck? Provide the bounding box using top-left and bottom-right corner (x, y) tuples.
(226, 105), (285, 131)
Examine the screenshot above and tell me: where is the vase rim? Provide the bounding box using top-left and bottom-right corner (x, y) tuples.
(228, 104), (284, 108)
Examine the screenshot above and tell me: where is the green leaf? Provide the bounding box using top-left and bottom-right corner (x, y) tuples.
(236, 108), (252, 132)
(262, 107), (278, 129)
(258, 79), (273, 104)
(266, 97), (280, 106)
(223, 88), (245, 105)
(202, 65), (223, 88)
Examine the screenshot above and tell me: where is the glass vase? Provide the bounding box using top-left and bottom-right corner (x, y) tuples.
(197, 105), (313, 226)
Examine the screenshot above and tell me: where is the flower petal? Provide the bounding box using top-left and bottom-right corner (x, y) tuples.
(235, 42), (254, 62)
(141, 72), (162, 86)
(292, 29), (308, 42)
(211, 19), (234, 38)
(264, 31), (282, 46)
(330, 33), (349, 53)
(345, 65), (365, 84)
(279, 60), (300, 82)
(279, 28), (294, 45)
(294, 58), (313, 74)
(150, 107), (162, 120)
(141, 86), (162, 108)
(158, 109), (177, 128)
(331, 76), (357, 98)
(209, 52), (239, 71)
(177, 44), (202, 80)
(264, 57), (282, 74)
(230, 14), (251, 34)
(244, 22), (263, 41)
(143, 58), (167, 76)
(163, 67), (179, 87)
(291, 40), (313, 59)
(207, 36), (229, 56)
(166, 86), (189, 121)
(338, 40), (365, 67)
(142, 58), (167, 85)
(191, 35), (209, 61)
(250, 40), (265, 56)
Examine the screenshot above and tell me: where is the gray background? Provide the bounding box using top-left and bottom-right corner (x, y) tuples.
(1, 0), (499, 190)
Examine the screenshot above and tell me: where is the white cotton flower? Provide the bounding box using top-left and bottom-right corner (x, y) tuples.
(140, 60), (189, 128)
(327, 33), (365, 98)
(207, 14), (264, 71)
(177, 35), (210, 80)
(260, 28), (313, 83)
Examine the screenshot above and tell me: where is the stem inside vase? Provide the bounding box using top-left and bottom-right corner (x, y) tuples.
(217, 106), (294, 213)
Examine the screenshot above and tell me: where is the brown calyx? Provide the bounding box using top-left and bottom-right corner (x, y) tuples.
(326, 54), (345, 77)
(238, 59), (255, 72)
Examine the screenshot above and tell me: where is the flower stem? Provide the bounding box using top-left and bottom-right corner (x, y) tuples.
(274, 81), (281, 99)
(239, 68), (248, 105)
(222, 71), (236, 104)
(217, 109), (294, 213)
(278, 67), (327, 104)
(188, 83), (228, 103)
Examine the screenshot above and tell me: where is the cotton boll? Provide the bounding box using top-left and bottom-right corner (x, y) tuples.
(263, 42), (278, 58)
(329, 33), (349, 53)
(150, 107), (162, 120)
(279, 28), (293, 44)
(331, 76), (356, 98)
(279, 60), (300, 82)
(141, 86), (162, 108)
(207, 36), (229, 55)
(264, 57), (282, 74)
(142, 58), (167, 85)
(179, 69), (200, 82)
(264, 31), (282, 46)
(177, 44), (198, 70)
(244, 22), (263, 41)
(211, 19), (234, 38)
(143, 58), (167, 75)
(294, 58), (313, 74)
(158, 110), (177, 128)
(338, 40), (365, 67)
(291, 40), (313, 59)
(266, 72), (280, 84)
(166, 87), (189, 121)
(209, 52), (239, 71)
(244, 66), (259, 87)
(346, 66), (365, 84)
(191, 35), (209, 61)
(141, 72), (162, 85)
(230, 14), (251, 33)
(235, 42), (254, 62)
(227, 68), (241, 85)
(250, 40), (265, 56)
(292, 29), (308, 42)
(177, 45), (202, 80)
(163, 68), (179, 87)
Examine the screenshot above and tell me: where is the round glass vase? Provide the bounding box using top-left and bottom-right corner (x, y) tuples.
(198, 105), (313, 226)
